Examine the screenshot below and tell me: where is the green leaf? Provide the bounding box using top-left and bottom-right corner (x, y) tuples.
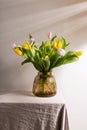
(63, 55), (79, 64)
(42, 59), (50, 72)
(24, 53), (28, 58)
(62, 37), (69, 49)
(21, 58), (31, 65)
(53, 56), (64, 67)
(51, 35), (57, 42)
(34, 51), (41, 62)
(50, 53), (61, 69)
(33, 62), (43, 72)
(65, 51), (75, 56)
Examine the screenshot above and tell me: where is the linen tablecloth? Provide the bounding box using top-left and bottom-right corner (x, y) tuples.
(0, 90), (69, 130)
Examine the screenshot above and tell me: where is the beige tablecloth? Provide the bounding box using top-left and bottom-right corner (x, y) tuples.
(0, 90), (69, 130)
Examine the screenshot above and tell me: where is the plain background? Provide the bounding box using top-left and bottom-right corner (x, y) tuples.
(0, 0), (87, 130)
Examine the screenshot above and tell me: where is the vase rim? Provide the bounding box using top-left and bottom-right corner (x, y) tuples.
(38, 71), (52, 75)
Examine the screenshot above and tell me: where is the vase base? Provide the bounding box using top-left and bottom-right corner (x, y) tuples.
(33, 92), (57, 97)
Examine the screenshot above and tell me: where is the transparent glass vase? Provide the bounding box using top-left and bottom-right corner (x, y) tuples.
(33, 72), (57, 97)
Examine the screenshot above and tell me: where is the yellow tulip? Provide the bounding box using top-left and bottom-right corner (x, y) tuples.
(14, 48), (23, 56)
(53, 41), (57, 49)
(22, 43), (30, 50)
(75, 51), (82, 56)
(44, 42), (50, 47)
(57, 40), (62, 49)
(45, 55), (49, 60)
(53, 40), (62, 50)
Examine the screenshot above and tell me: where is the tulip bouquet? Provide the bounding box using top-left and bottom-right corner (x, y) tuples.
(13, 32), (82, 72)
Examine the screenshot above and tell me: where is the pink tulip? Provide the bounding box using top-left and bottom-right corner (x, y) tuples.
(48, 32), (52, 39)
(12, 43), (16, 48)
(30, 38), (35, 44)
(58, 49), (65, 56)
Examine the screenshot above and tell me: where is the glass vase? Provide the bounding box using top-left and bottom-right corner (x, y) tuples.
(33, 72), (57, 97)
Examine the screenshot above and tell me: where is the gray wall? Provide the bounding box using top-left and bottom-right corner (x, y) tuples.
(0, 0), (87, 90)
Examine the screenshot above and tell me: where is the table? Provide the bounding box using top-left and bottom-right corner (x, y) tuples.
(0, 90), (69, 130)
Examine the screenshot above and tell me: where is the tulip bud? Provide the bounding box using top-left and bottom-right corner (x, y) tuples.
(58, 49), (65, 56)
(48, 32), (52, 39)
(30, 38), (35, 44)
(75, 51), (82, 56)
(12, 43), (16, 48)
